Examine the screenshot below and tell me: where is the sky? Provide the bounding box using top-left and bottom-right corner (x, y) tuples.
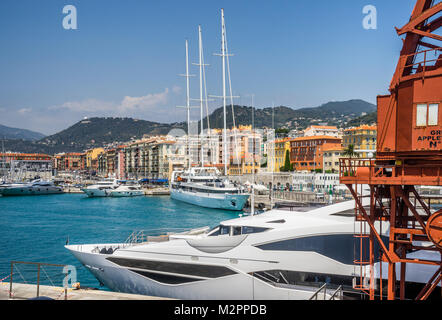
(0, 0), (418, 135)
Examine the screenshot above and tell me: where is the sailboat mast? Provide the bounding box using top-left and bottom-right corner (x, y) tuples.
(198, 25), (204, 168)
(185, 40), (191, 172)
(251, 94), (255, 216)
(221, 8), (228, 175)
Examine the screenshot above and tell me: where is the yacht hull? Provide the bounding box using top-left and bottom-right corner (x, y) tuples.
(170, 189), (249, 211)
(65, 245), (316, 300)
(110, 191), (144, 197)
(82, 188), (111, 197)
(0, 186), (63, 196)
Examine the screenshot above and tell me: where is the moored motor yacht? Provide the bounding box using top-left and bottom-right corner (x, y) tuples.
(82, 179), (120, 197)
(110, 181), (144, 197)
(65, 198), (440, 300)
(170, 167), (249, 211)
(0, 179), (63, 196)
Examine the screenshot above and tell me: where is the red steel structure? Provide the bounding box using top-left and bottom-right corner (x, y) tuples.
(340, 0), (442, 300)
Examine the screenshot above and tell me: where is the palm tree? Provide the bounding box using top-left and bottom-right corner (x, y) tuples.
(344, 144), (359, 158)
(343, 144), (359, 177)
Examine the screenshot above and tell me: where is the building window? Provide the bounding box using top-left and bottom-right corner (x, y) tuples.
(428, 104), (439, 126)
(417, 103), (439, 126)
(417, 104), (427, 126)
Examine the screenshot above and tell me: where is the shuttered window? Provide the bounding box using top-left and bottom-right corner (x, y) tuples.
(416, 104), (428, 126)
(428, 104), (439, 126)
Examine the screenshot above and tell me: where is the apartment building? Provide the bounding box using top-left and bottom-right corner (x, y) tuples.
(289, 136), (342, 172)
(342, 125), (377, 158)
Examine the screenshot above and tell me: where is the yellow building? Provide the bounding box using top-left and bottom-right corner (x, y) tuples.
(85, 147), (104, 171)
(343, 125), (377, 158)
(270, 138), (291, 172)
(322, 144), (344, 173)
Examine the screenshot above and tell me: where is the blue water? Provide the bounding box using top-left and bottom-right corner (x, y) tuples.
(0, 194), (238, 289)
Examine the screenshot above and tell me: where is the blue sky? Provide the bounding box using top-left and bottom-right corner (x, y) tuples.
(0, 0), (416, 135)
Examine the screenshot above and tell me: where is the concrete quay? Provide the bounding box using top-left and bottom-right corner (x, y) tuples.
(0, 282), (173, 300)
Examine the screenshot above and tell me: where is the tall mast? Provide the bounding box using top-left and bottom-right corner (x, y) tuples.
(191, 26), (212, 168)
(198, 26), (204, 167)
(251, 94), (255, 216)
(221, 8), (227, 175)
(210, 8), (237, 174)
(177, 40), (194, 172)
(185, 40), (191, 171)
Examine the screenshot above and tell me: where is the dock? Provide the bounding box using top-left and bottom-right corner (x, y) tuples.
(0, 282), (173, 300)
(143, 187), (170, 196)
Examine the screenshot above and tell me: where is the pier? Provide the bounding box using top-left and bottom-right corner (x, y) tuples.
(0, 282), (172, 300)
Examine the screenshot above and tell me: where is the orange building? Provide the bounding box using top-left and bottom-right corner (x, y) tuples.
(54, 152), (86, 171)
(289, 136), (342, 172)
(0, 153), (52, 161)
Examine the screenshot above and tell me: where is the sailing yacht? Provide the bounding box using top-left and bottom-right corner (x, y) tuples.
(65, 198), (440, 300)
(171, 15), (249, 211)
(170, 167), (249, 211)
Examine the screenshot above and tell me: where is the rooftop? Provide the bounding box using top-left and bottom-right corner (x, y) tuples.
(290, 135), (342, 142)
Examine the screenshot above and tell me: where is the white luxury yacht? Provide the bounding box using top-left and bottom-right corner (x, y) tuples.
(170, 167), (249, 211)
(170, 11), (250, 211)
(65, 198), (440, 300)
(110, 181), (144, 197)
(82, 179), (120, 197)
(0, 179), (63, 196)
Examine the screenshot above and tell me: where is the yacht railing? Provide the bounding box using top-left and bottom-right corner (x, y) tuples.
(123, 226), (210, 247)
(309, 284), (343, 300)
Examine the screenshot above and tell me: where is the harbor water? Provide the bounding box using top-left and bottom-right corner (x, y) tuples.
(0, 193), (238, 289)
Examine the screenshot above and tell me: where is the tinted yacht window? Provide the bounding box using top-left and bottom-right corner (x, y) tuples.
(220, 225), (230, 235)
(208, 226), (220, 237)
(232, 226), (242, 236)
(255, 234), (387, 265)
(242, 226), (269, 234)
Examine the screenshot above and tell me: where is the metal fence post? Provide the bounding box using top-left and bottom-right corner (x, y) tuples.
(37, 264), (40, 297)
(9, 262), (13, 299)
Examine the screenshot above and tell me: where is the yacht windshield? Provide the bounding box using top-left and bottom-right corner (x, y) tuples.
(208, 225), (269, 236)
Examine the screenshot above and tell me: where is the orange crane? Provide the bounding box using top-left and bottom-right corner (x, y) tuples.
(340, 0), (441, 300)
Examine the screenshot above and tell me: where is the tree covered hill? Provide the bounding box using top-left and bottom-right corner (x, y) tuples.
(2, 99), (376, 154)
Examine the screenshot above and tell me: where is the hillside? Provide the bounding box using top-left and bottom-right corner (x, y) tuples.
(36, 117), (186, 153)
(204, 99), (376, 130)
(346, 111), (377, 127)
(0, 124), (45, 141)
(3, 99), (376, 154)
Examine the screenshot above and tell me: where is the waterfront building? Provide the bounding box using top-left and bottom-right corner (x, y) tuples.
(123, 136), (186, 181)
(291, 172), (341, 193)
(227, 125), (262, 176)
(304, 125), (340, 138)
(268, 138), (291, 173)
(124, 137), (158, 179)
(0, 152), (53, 180)
(97, 145), (126, 179)
(85, 148), (104, 173)
(54, 152), (85, 172)
(322, 144), (345, 173)
(342, 125), (377, 158)
(289, 136), (342, 172)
